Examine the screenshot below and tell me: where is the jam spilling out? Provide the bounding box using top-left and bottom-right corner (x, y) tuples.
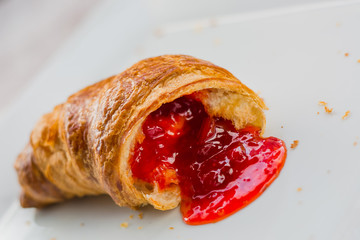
(131, 95), (286, 225)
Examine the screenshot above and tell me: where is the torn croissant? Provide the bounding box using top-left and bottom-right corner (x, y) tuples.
(15, 55), (286, 225)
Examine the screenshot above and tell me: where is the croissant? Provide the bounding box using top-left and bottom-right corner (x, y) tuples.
(15, 55), (286, 225)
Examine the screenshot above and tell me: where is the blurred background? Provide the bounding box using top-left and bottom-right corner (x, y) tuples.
(0, 0), (345, 117)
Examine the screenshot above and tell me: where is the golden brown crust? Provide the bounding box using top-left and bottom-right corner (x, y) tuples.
(14, 55), (266, 209)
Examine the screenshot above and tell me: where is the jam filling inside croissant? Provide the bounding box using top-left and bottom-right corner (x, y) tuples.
(131, 95), (286, 225)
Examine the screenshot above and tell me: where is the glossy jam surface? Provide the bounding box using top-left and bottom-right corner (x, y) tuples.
(131, 96), (286, 225)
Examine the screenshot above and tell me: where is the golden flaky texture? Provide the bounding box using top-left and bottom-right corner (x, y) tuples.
(14, 55), (266, 210)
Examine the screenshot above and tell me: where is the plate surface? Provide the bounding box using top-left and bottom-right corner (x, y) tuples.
(1, 0), (360, 239)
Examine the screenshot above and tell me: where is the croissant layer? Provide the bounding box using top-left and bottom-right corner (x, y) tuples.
(15, 55), (266, 209)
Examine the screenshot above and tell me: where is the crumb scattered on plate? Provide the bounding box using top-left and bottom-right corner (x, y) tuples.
(80, 222), (85, 227)
(50, 238), (56, 240)
(121, 222), (129, 228)
(138, 226), (143, 230)
(342, 110), (350, 119)
(25, 221), (31, 226)
(327, 170), (331, 174)
(357, 59), (360, 63)
(169, 227), (174, 230)
(297, 187), (302, 192)
(194, 24), (203, 33)
(153, 28), (163, 38)
(129, 214), (134, 219)
(324, 106), (333, 113)
(319, 101), (333, 113)
(138, 213), (143, 219)
(209, 18), (217, 27)
(354, 142), (358, 146)
(317, 112), (319, 115)
(345, 52), (349, 57)
(281, 125), (284, 128)
(213, 38), (221, 46)
(290, 140), (299, 149)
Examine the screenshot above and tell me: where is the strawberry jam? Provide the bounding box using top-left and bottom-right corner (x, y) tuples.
(131, 95), (286, 225)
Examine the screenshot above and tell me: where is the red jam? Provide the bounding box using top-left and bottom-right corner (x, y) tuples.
(131, 95), (286, 225)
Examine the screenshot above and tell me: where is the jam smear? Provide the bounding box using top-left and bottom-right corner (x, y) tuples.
(131, 96), (287, 225)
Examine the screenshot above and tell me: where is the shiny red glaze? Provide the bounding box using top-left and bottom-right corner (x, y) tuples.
(131, 96), (287, 225)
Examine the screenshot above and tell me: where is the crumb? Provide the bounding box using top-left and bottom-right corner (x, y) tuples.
(121, 222), (129, 228)
(194, 24), (203, 33)
(209, 18), (217, 27)
(129, 214), (134, 219)
(153, 28), (163, 38)
(354, 142), (358, 146)
(169, 227), (174, 230)
(318, 101), (327, 106)
(138, 213), (143, 219)
(324, 106), (333, 113)
(358, 59), (360, 63)
(342, 110), (350, 119)
(298, 201), (303, 205)
(50, 238), (56, 240)
(290, 140), (299, 149)
(297, 187), (302, 192)
(345, 52), (349, 57)
(317, 112), (319, 115)
(336, 22), (341, 27)
(138, 226), (143, 230)
(213, 38), (221, 46)
(327, 170), (331, 174)
(281, 125), (284, 128)
(25, 220), (31, 226)
(80, 222), (85, 227)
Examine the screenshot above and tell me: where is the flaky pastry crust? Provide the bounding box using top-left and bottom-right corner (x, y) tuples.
(14, 55), (266, 210)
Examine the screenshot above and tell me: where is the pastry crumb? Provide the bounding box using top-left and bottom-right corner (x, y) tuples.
(327, 170), (331, 174)
(138, 226), (143, 230)
(80, 222), (85, 227)
(317, 112), (319, 115)
(25, 220), (31, 226)
(354, 142), (358, 146)
(298, 201), (303, 205)
(342, 110), (350, 120)
(281, 125), (284, 128)
(129, 214), (134, 219)
(357, 59), (360, 63)
(297, 187), (302, 192)
(318, 101), (327, 106)
(169, 227), (174, 230)
(50, 238), (56, 240)
(209, 18), (217, 27)
(290, 140), (299, 149)
(324, 106), (333, 113)
(138, 213), (143, 219)
(213, 38), (222, 46)
(153, 28), (163, 38)
(345, 52), (349, 57)
(194, 24), (203, 33)
(121, 222), (129, 228)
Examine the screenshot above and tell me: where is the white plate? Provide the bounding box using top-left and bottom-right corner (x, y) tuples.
(1, 0), (360, 239)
